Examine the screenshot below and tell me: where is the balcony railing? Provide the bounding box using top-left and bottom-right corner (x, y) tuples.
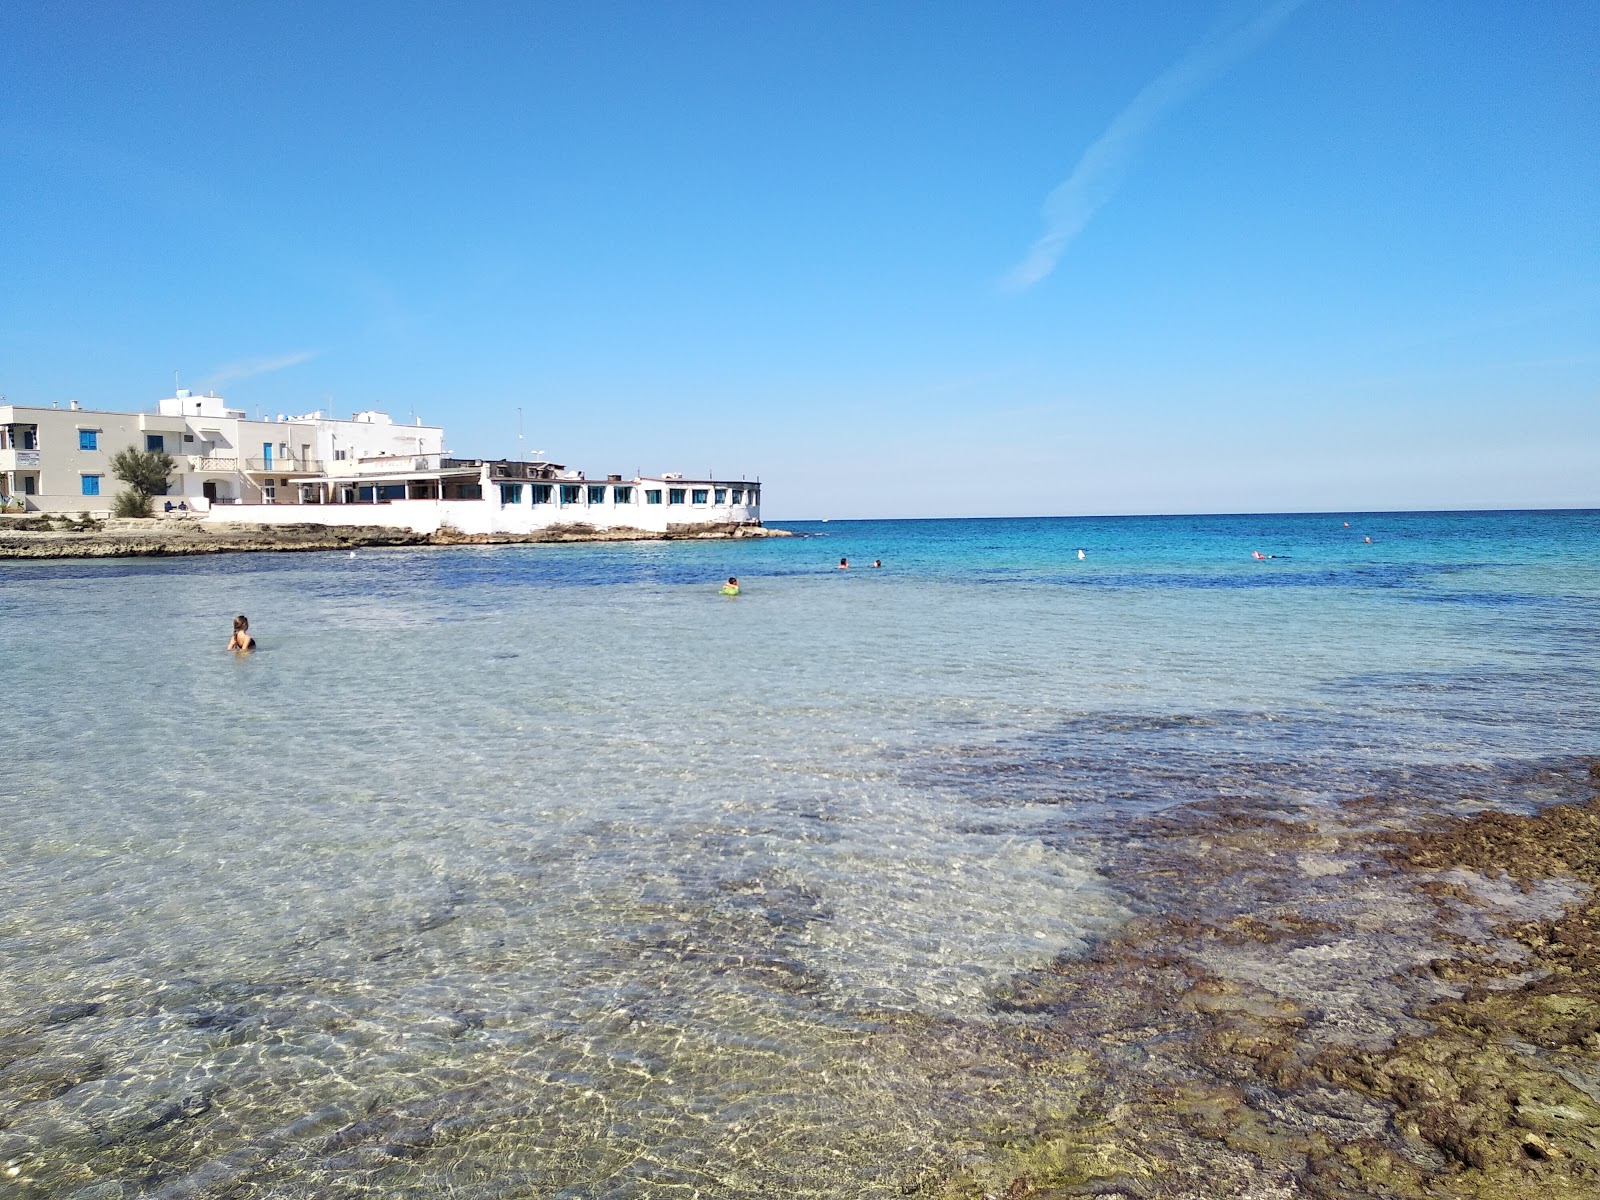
(187, 455), (240, 472)
(242, 457), (323, 474)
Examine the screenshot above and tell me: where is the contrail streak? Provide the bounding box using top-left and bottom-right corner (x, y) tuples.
(1001, 0), (1307, 291)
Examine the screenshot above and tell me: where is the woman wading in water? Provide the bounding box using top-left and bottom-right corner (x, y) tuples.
(227, 614), (256, 652)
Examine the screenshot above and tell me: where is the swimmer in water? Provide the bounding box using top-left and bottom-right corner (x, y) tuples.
(720, 576), (740, 596)
(227, 614), (256, 652)
(838, 557), (849, 570)
(1078, 549), (1086, 560)
(871, 559), (881, 568)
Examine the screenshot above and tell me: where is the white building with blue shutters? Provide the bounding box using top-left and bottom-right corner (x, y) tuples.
(2, 393), (761, 533)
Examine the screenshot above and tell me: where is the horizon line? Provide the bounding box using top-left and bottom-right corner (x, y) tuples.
(769, 505), (1600, 523)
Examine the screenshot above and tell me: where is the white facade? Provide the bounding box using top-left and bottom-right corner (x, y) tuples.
(2, 393), (763, 532)
(209, 461), (761, 534)
(153, 391), (323, 507)
(3, 401), (192, 513)
(280, 408), (444, 471)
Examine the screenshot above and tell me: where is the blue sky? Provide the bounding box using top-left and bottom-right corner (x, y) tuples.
(3, 1), (1596, 518)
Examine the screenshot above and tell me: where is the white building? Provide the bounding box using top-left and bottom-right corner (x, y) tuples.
(220, 459), (762, 535)
(2, 392), (762, 533)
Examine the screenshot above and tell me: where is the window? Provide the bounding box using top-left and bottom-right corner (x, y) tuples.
(145, 434), (165, 452)
(731, 489), (744, 504)
(500, 483), (524, 504)
(22, 428), (36, 450)
(691, 489), (709, 504)
(714, 489), (726, 504)
(645, 489), (662, 505)
(378, 484), (407, 501)
(81, 474), (101, 496)
(613, 486), (634, 504)
(531, 484), (552, 504)
(334, 449), (347, 461)
(183, 433), (195, 443)
(587, 485), (606, 505)
(748, 489), (759, 505)
(79, 430), (98, 450)
(560, 484), (582, 504)
(668, 488), (686, 505)
(264, 482), (277, 502)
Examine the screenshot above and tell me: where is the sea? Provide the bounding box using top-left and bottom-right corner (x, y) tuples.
(2, 510), (1598, 1197)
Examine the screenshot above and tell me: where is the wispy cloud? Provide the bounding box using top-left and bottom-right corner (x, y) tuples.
(201, 349), (322, 389)
(1001, 0), (1307, 292)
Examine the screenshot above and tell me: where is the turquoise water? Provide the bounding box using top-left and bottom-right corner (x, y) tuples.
(2, 510), (1598, 1196)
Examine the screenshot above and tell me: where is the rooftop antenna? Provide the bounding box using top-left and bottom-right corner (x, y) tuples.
(173, 368), (179, 393)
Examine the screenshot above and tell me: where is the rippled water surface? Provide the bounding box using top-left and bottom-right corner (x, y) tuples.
(3, 511), (1598, 1196)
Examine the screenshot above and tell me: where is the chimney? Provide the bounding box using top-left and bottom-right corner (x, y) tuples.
(69, 400), (80, 411)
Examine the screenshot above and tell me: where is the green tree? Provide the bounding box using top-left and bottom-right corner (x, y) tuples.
(109, 446), (175, 518)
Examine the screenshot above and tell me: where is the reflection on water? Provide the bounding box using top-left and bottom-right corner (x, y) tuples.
(2, 512), (1597, 1195)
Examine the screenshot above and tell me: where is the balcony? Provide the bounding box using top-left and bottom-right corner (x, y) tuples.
(241, 457), (323, 475)
(0, 449), (42, 470)
(187, 455), (241, 473)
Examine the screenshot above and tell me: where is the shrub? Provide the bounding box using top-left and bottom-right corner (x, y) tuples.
(113, 490), (154, 518)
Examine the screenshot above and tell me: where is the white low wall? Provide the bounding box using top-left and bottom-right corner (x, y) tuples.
(205, 499), (761, 536)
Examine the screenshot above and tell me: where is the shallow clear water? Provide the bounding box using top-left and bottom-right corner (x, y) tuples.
(3, 510), (1598, 1195)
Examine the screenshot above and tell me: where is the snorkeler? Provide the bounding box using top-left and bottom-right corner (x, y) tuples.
(720, 577), (740, 596)
(227, 614), (256, 652)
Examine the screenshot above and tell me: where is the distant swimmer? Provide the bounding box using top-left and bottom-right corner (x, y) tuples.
(871, 559), (882, 568)
(1252, 551), (1288, 560)
(1364, 536), (1372, 544)
(1077, 549), (1086, 560)
(838, 557), (849, 570)
(1344, 522), (1350, 528)
(720, 576), (740, 596)
(227, 614), (256, 653)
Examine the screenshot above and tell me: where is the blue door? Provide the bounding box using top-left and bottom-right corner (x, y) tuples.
(262, 442), (273, 468)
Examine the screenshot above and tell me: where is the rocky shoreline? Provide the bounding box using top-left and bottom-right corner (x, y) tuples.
(912, 758), (1600, 1198)
(0, 518), (793, 559)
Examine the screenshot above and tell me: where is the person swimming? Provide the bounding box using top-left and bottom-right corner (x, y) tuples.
(227, 614), (256, 652)
(720, 576), (740, 596)
(1077, 549), (1086, 560)
(838, 557), (848, 569)
(871, 559), (881, 568)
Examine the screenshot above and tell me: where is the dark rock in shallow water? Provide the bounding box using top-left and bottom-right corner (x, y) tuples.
(42, 1001), (100, 1025)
